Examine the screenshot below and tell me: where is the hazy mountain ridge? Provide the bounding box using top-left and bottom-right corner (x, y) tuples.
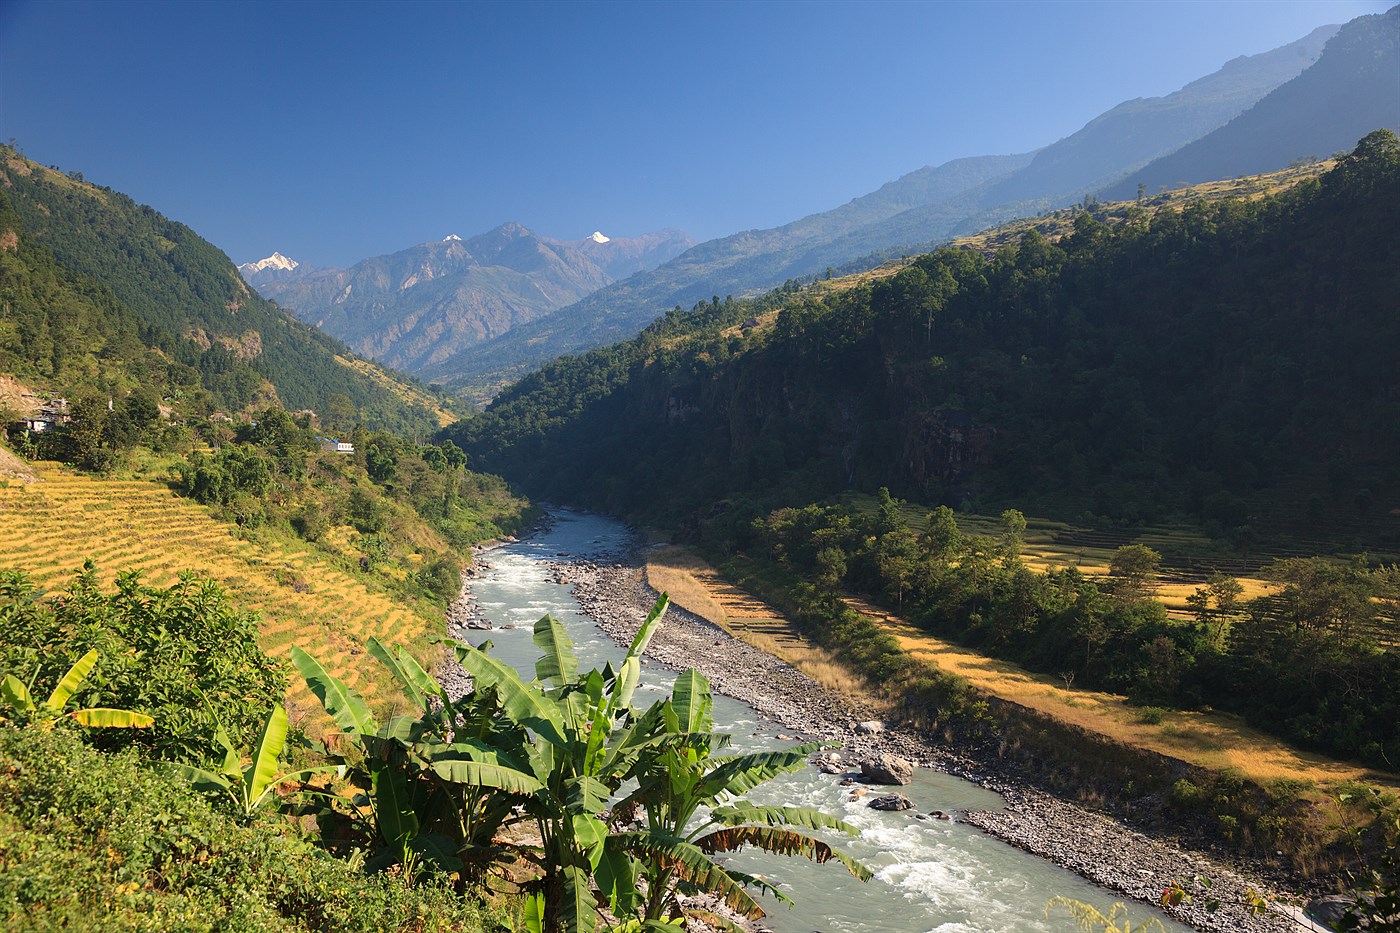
(1103, 8), (1399, 200)
(250, 224), (693, 374)
(436, 22), (1340, 396)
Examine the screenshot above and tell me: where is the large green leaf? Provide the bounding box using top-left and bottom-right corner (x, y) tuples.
(428, 756), (543, 793)
(46, 649), (98, 712)
(708, 804), (860, 836)
(408, 832), (464, 873)
(670, 669), (712, 734)
(69, 707), (154, 729)
(611, 831), (765, 920)
(242, 704), (289, 812)
(694, 825), (872, 881)
(696, 744), (822, 798)
(572, 812), (608, 869)
(560, 863), (599, 933)
(533, 614), (579, 688)
(290, 646), (377, 736)
(615, 656), (642, 711)
(626, 594), (670, 661)
(596, 847), (640, 918)
(450, 641), (565, 746)
(392, 648), (447, 706)
(565, 775), (609, 815)
(367, 637), (428, 711)
(168, 762), (233, 795)
(373, 764), (419, 848)
(1, 674), (33, 712)
(522, 893), (546, 933)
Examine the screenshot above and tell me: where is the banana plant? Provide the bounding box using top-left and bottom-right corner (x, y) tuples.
(290, 639), (541, 877)
(169, 701), (340, 819)
(445, 594), (674, 933)
(0, 648), (153, 730)
(607, 668), (871, 929)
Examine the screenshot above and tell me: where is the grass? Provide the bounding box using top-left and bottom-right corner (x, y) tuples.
(645, 545), (883, 704)
(333, 354), (461, 427)
(0, 462), (442, 727)
(645, 544), (1400, 796)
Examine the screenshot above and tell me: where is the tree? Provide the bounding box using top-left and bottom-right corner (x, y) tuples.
(1000, 508), (1027, 562)
(1110, 544), (1161, 601)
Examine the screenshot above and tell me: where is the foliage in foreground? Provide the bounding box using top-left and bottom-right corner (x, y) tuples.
(0, 724), (513, 932)
(288, 595), (869, 933)
(0, 566), (285, 763)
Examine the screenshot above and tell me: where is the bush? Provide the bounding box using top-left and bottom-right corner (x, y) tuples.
(0, 725), (512, 932)
(0, 565), (285, 763)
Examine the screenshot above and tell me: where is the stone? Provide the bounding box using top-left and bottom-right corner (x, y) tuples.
(1306, 895), (1355, 928)
(855, 720), (885, 734)
(869, 793), (914, 811)
(862, 753), (914, 785)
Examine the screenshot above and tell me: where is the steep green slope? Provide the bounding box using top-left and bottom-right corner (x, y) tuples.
(449, 133), (1400, 542)
(0, 146), (441, 433)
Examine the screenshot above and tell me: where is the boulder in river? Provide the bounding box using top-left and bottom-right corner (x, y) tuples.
(862, 753), (914, 785)
(869, 793), (914, 811)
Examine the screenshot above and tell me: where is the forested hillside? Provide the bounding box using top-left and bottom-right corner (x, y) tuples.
(448, 133), (1400, 771)
(0, 146), (445, 434)
(452, 132), (1400, 540)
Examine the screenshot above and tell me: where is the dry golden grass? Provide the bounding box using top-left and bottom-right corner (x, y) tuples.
(841, 593), (1400, 791)
(646, 545), (1399, 794)
(0, 463), (439, 724)
(645, 545), (885, 706)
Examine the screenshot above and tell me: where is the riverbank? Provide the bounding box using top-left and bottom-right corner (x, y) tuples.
(550, 555), (1305, 933)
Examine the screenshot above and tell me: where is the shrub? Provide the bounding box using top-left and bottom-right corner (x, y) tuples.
(0, 725), (512, 932)
(0, 565), (285, 763)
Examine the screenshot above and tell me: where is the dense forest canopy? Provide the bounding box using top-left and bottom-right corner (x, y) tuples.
(450, 131), (1400, 544)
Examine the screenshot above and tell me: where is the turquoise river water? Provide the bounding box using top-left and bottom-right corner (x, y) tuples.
(465, 510), (1193, 933)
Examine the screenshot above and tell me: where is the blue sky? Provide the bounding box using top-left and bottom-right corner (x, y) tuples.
(1, 0), (1390, 267)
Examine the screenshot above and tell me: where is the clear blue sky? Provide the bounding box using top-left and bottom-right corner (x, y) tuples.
(1, 0), (1390, 267)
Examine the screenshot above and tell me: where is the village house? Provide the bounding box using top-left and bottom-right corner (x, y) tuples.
(317, 436), (355, 454)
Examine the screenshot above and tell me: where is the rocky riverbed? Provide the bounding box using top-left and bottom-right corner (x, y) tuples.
(547, 555), (1307, 933)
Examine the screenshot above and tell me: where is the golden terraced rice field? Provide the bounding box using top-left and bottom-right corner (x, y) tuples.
(0, 464), (436, 720)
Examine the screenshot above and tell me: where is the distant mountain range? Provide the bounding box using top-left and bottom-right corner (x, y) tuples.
(1103, 6), (1400, 200)
(242, 226), (692, 374)
(428, 17), (1371, 397)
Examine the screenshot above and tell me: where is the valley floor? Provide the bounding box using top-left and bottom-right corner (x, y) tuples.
(521, 543), (1330, 933)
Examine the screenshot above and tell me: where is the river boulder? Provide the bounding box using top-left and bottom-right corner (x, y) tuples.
(862, 753), (914, 785)
(869, 793), (914, 811)
(855, 720), (885, 734)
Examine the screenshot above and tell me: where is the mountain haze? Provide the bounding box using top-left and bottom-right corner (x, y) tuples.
(250, 225), (692, 374)
(432, 22), (1338, 395)
(1103, 7), (1399, 201)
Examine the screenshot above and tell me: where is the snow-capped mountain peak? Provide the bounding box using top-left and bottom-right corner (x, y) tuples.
(588, 231), (610, 244)
(239, 251), (299, 273)
(443, 234), (462, 242)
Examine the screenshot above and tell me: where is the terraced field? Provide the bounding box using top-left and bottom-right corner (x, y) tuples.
(645, 545), (1399, 792)
(0, 463), (437, 720)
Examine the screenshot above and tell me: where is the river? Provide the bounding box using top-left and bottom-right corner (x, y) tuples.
(463, 509), (1193, 933)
